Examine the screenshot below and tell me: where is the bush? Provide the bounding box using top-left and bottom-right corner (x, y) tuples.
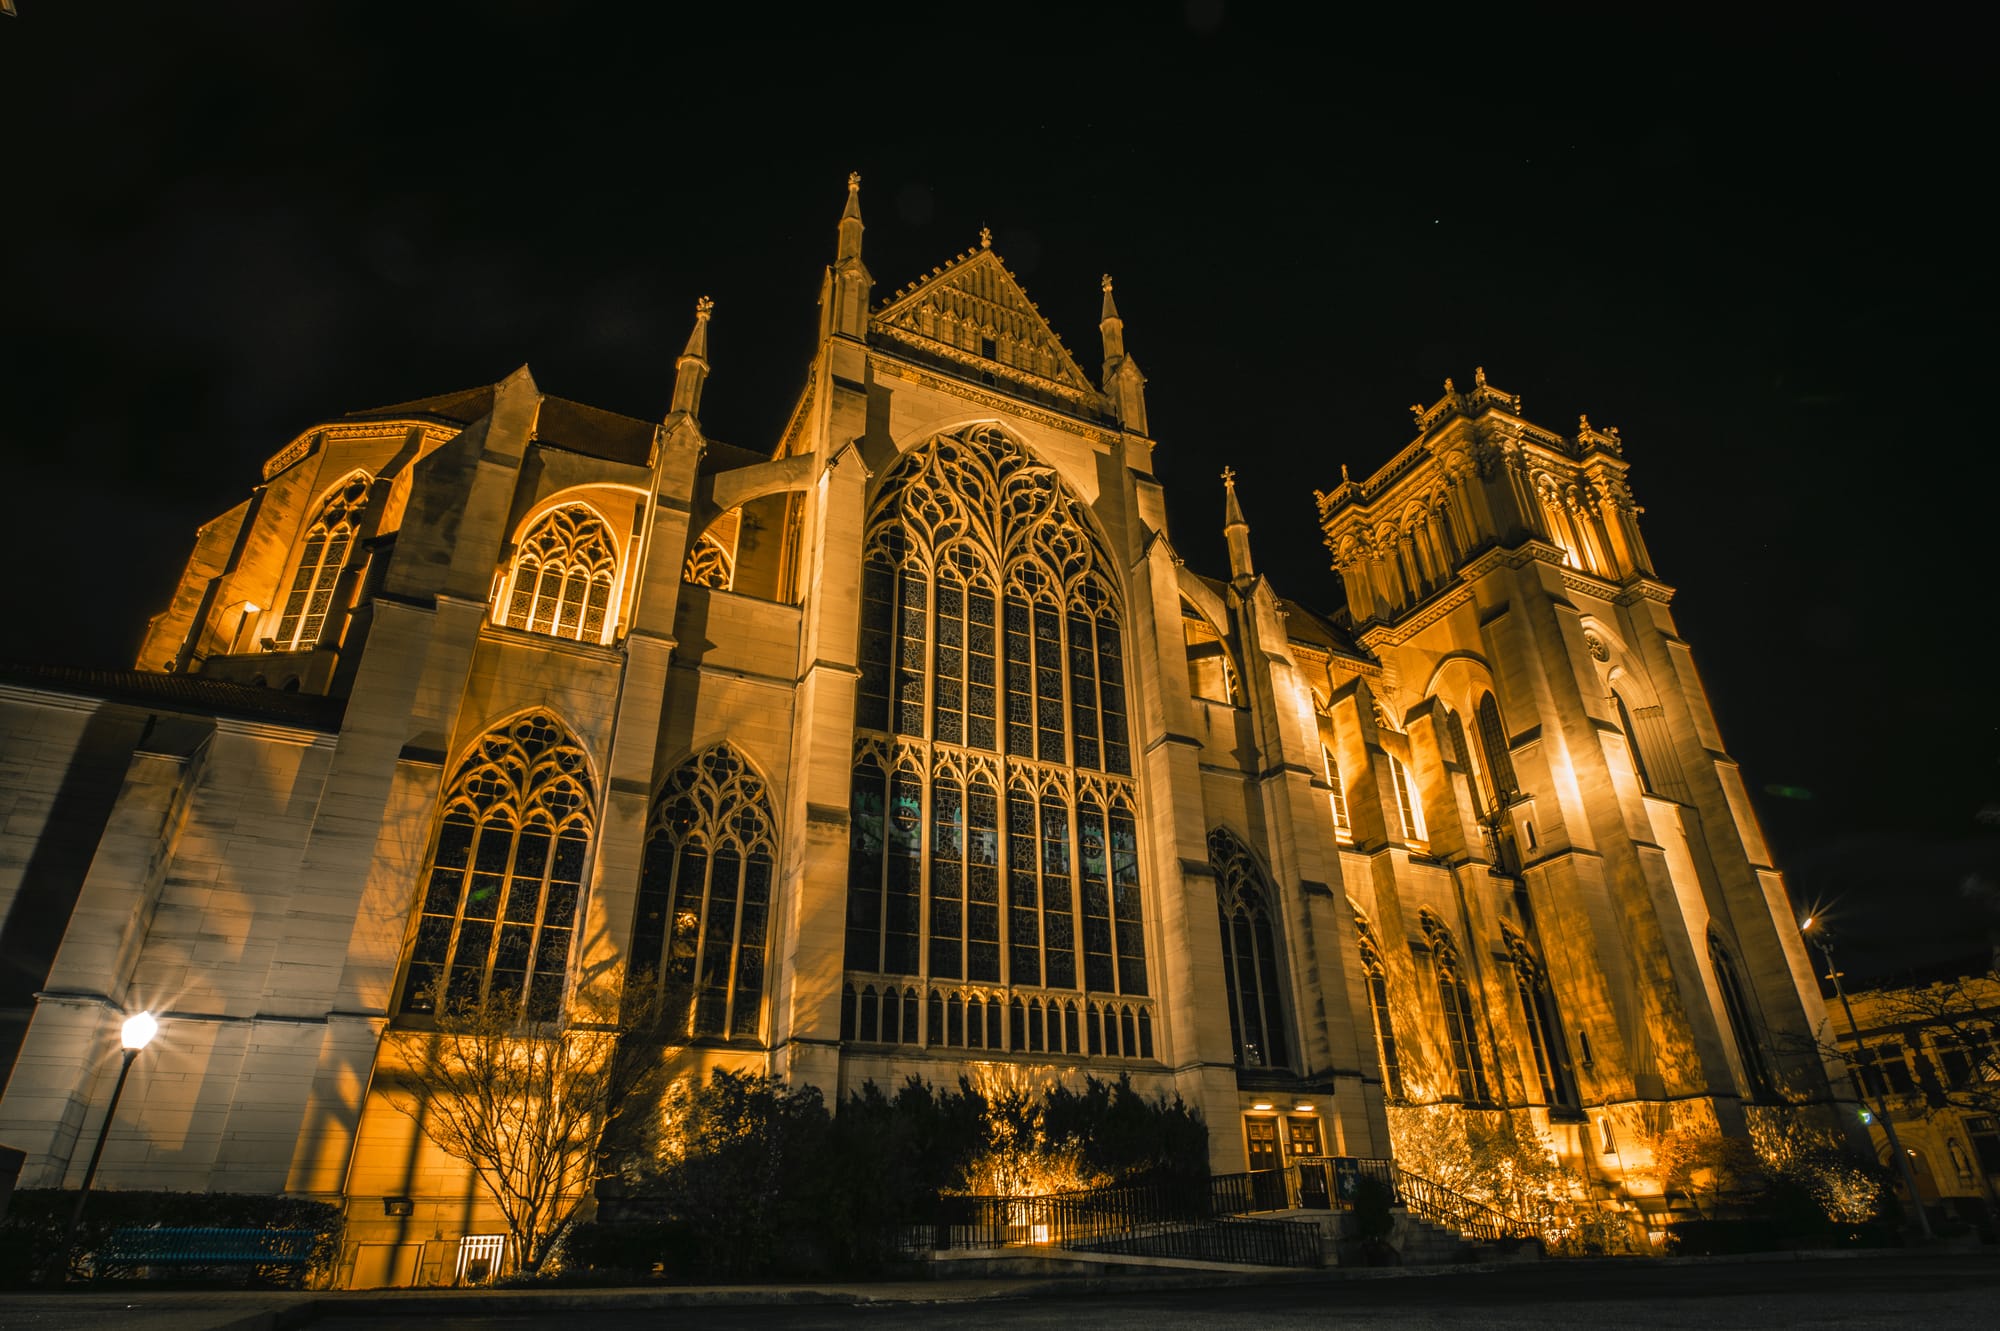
(0, 1190), (343, 1289)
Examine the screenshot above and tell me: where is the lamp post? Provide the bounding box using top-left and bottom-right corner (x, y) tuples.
(1802, 921), (1933, 1240)
(63, 1012), (158, 1250)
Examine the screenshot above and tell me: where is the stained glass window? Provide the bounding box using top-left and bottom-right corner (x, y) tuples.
(842, 426), (1150, 1055)
(499, 504), (618, 643)
(631, 744), (776, 1042)
(274, 473), (370, 651)
(1210, 828), (1290, 1071)
(399, 711), (593, 1021)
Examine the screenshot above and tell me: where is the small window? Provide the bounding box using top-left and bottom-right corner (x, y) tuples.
(457, 1234), (507, 1285)
(1390, 756), (1426, 845)
(1322, 747), (1352, 841)
(1598, 1117), (1617, 1154)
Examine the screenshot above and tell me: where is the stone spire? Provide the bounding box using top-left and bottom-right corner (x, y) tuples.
(830, 171), (872, 339)
(670, 296), (713, 417)
(1098, 274), (1147, 434)
(1222, 466), (1254, 580)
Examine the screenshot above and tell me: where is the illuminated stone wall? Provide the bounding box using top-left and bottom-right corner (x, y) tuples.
(0, 183), (1843, 1282)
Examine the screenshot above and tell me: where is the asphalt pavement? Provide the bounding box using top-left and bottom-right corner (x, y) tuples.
(2, 1249), (1995, 1331)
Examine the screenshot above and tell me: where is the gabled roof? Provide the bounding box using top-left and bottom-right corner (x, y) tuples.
(350, 384), (497, 425)
(346, 386), (657, 468)
(872, 245), (1098, 404)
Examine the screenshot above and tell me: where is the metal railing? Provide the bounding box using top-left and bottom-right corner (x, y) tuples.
(1391, 1164), (1542, 1242)
(1073, 1216), (1324, 1269)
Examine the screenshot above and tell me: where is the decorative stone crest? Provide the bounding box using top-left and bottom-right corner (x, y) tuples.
(1584, 630), (1609, 662)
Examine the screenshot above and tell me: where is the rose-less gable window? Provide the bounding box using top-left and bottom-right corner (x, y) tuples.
(398, 712), (595, 1021)
(273, 472), (370, 651)
(498, 504), (619, 643)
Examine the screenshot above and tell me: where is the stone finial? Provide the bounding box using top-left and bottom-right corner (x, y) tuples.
(695, 295), (714, 321)
(980, 226), (992, 249)
(1475, 365), (1487, 387)
(1102, 273), (1114, 294)
(1579, 413), (1592, 433)
(847, 171), (861, 193)
(1221, 465), (1237, 487)
(1341, 463), (1351, 484)
(672, 296), (714, 416)
(1444, 377), (1455, 394)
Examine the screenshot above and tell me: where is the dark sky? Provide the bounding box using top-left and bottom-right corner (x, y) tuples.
(3, 3), (1993, 980)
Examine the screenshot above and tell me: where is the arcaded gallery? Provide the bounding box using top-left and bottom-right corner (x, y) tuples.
(0, 178), (1850, 1284)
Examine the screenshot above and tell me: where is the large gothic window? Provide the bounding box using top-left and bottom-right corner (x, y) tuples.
(273, 472), (370, 651)
(1710, 934), (1772, 1096)
(1423, 914), (1490, 1103)
(1210, 828), (1290, 1071)
(1508, 931), (1578, 1112)
(399, 712), (594, 1021)
(1354, 913), (1404, 1100)
(682, 532), (733, 590)
(499, 504), (619, 642)
(844, 426), (1149, 1056)
(1475, 692), (1518, 806)
(630, 745), (775, 1042)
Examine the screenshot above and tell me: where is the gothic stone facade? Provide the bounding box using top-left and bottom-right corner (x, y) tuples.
(0, 180), (1846, 1282)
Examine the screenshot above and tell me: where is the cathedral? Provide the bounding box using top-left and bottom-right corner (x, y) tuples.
(0, 177), (1850, 1282)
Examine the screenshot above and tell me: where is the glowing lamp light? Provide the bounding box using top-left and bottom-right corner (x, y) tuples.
(1251, 1101), (1274, 1111)
(120, 1011), (159, 1051)
(1859, 1108), (1873, 1125)
(1294, 1102), (1316, 1113)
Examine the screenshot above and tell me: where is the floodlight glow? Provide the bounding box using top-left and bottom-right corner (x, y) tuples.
(120, 1011), (158, 1051)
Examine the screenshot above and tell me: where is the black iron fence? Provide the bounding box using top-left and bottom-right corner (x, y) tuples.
(924, 1174), (1321, 1267)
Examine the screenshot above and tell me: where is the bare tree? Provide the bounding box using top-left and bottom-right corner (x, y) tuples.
(385, 978), (663, 1275)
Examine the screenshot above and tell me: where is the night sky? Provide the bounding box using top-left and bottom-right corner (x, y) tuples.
(3, 4), (1992, 980)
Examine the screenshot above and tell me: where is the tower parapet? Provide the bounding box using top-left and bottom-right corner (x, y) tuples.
(1316, 368), (1652, 626)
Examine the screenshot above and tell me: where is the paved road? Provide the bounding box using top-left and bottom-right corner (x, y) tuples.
(5, 1253), (1996, 1330)
(307, 1254), (2000, 1331)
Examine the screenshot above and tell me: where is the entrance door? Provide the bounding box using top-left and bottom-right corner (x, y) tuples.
(1245, 1116), (1281, 1171)
(1288, 1117), (1327, 1207)
(1286, 1116), (1322, 1159)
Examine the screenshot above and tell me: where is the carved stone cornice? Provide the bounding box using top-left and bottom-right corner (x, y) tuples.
(870, 352), (1118, 447)
(1356, 578), (1477, 649)
(261, 420), (462, 481)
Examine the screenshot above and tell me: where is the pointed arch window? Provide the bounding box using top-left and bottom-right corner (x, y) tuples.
(1389, 755), (1427, 845)
(631, 745), (776, 1042)
(499, 504), (619, 642)
(844, 427), (1149, 1054)
(1354, 915), (1404, 1100)
(1710, 934), (1772, 1096)
(1508, 933), (1578, 1112)
(398, 712), (594, 1021)
(1613, 691), (1654, 794)
(682, 532), (733, 590)
(1475, 692), (1518, 806)
(1322, 746), (1352, 842)
(273, 473), (370, 651)
(1210, 828), (1291, 1070)
(1424, 916), (1490, 1103)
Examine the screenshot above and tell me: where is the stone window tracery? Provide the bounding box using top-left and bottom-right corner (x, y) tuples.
(631, 744), (775, 1042)
(398, 711), (594, 1021)
(1424, 914), (1490, 1103)
(1210, 827), (1291, 1071)
(499, 504), (618, 642)
(845, 427), (1149, 1055)
(682, 532), (733, 590)
(274, 473), (370, 651)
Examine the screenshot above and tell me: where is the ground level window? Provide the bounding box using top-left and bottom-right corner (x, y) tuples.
(456, 1234), (507, 1284)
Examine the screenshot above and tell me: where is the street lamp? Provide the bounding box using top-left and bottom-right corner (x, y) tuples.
(1801, 922), (1934, 1241)
(64, 1011), (159, 1244)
